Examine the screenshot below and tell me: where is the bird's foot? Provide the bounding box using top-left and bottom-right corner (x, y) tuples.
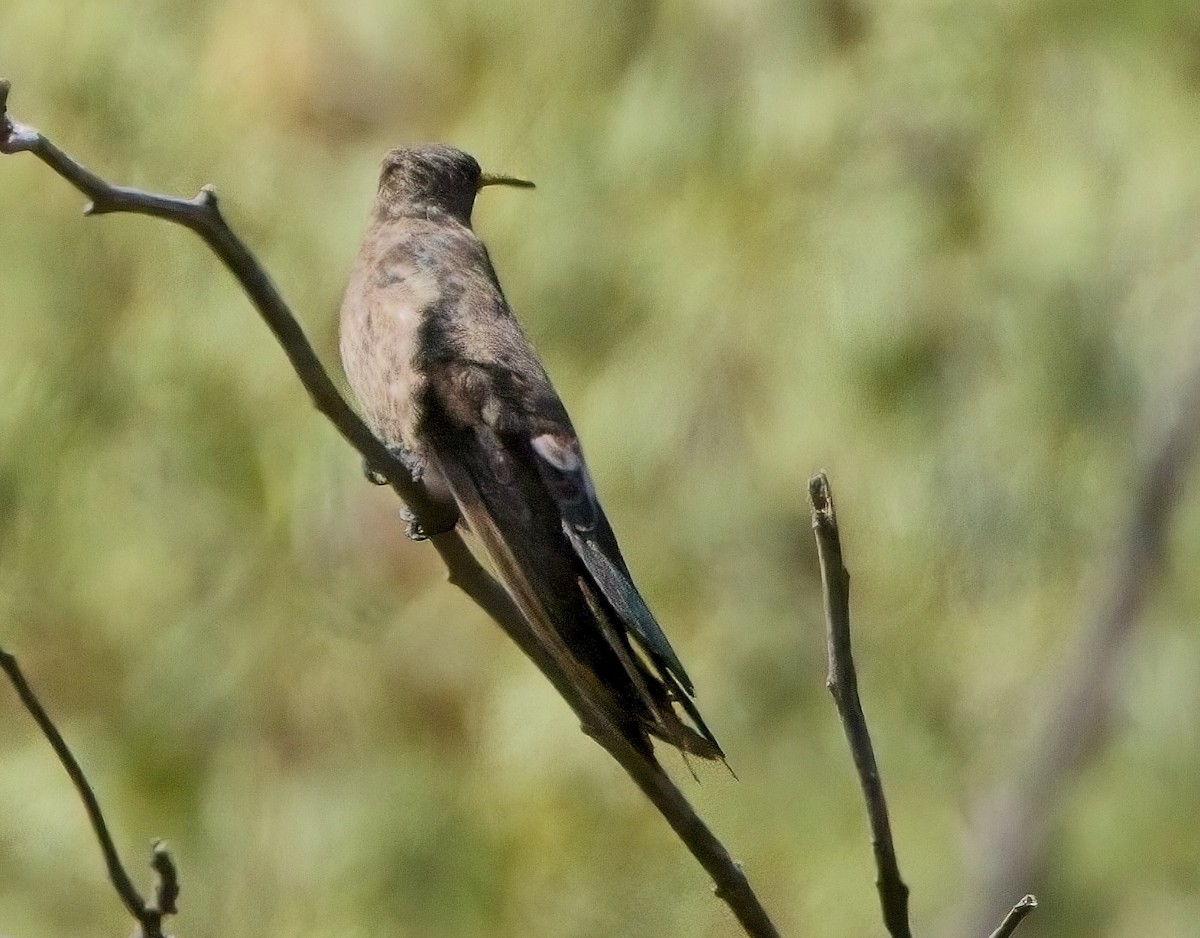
(399, 507), (430, 541)
(364, 445), (427, 487)
(399, 505), (460, 541)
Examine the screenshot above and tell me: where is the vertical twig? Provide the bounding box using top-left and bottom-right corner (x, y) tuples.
(808, 474), (1037, 938)
(807, 472), (912, 938)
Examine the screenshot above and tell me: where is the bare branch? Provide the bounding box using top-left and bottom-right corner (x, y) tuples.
(0, 646), (147, 920)
(956, 358), (1200, 934)
(0, 647), (180, 938)
(431, 535), (781, 938)
(0, 79), (781, 938)
(807, 472), (911, 938)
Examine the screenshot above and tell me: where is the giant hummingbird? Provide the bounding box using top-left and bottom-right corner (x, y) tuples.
(339, 145), (723, 762)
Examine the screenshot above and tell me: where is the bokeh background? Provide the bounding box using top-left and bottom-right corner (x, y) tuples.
(2, 1), (1200, 936)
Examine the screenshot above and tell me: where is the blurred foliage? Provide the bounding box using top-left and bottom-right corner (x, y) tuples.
(2, 0), (1200, 936)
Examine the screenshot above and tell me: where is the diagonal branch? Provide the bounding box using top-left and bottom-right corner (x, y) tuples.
(0, 78), (780, 938)
(0, 81), (452, 536)
(953, 352), (1200, 935)
(0, 647), (179, 938)
(808, 472), (912, 938)
(0, 647), (145, 921)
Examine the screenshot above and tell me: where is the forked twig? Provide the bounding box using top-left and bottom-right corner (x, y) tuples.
(0, 647), (178, 938)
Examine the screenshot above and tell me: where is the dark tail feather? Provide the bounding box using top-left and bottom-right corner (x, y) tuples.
(576, 576), (723, 760)
(563, 524), (695, 693)
(428, 442), (657, 759)
(563, 524), (724, 760)
(429, 423), (723, 763)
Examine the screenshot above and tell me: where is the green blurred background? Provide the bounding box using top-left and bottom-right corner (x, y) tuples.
(2, 1), (1200, 935)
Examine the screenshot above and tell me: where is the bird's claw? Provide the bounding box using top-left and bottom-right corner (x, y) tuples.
(400, 507), (430, 541)
(400, 505), (460, 541)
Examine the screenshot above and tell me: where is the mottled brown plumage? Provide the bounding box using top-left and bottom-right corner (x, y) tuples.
(339, 144), (722, 761)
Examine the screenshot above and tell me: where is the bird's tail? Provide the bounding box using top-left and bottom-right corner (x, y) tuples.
(429, 444), (661, 760)
(575, 572), (724, 761)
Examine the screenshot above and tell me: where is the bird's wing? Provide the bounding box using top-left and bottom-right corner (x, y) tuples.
(424, 406), (666, 757)
(528, 429), (723, 755)
(424, 352), (722, 759)
(426, 424), (638, 742)
(421, 352), (722, 759)
(528, 431), (693, 690)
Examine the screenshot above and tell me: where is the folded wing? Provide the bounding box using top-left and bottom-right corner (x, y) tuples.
(424, 362), (723, 760)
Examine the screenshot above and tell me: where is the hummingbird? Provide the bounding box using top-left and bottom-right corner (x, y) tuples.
(339, 145), (723, 762)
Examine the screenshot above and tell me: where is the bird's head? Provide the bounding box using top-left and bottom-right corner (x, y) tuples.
(375, 145), (533, 224)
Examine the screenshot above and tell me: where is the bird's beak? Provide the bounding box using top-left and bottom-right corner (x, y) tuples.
(478, 173), (536, 190)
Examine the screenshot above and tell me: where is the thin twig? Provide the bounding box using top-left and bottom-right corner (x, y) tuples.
(0, 647), (180, 937)
(0, 78), (780, 938)
(0, 646), (147, 921)
(807, 472), (911, 938)
(985, 895), (1037, 938)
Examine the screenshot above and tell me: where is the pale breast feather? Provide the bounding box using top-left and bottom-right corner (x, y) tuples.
(340, 235), (442, 453)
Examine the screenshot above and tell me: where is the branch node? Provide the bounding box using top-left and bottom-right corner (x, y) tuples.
(986, 894), (1037, 938)
(808, 470), (832, 516)
(85, 197), (119, 217)
(196, 184), (218, 209)
(150, 839), (180, 916)
(712, 861), (744, 902)
(0, 85), (39, 155)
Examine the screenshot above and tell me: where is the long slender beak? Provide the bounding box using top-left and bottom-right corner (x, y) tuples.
(478, 173), (535, 190)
